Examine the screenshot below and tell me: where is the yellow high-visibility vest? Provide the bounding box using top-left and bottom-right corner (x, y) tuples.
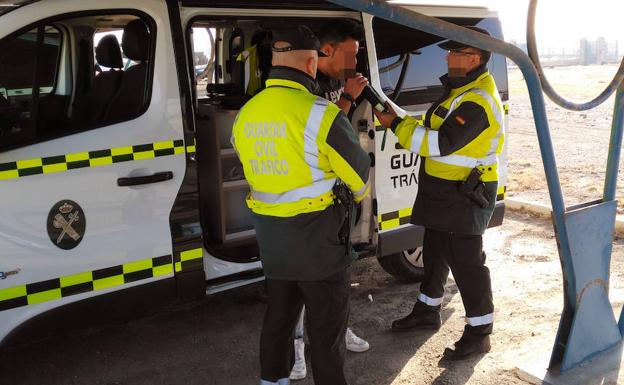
(236, 45), (262, 96)
(394, 71), (504, 183)
(232, 74), (370, 218)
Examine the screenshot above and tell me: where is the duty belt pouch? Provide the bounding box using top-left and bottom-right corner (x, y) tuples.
(332, 182), (355, 257)
(459, 168), (491, 209)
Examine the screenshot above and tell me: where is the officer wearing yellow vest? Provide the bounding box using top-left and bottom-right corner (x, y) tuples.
(374, 26), (504, 360)
(231, 25), (370, 385)
(236, 44), (262, 95)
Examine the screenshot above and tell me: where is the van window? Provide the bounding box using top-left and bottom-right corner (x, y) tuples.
(373, 17), (509, 112)
(0, 13), (155, 152)
(190, 19), (275, 104)
(0, 25), (61, 148)
(1, 26), (61, 96)
(191, 25), (218, 99)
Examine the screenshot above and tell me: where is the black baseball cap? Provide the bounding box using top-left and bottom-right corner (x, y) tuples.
(438, 26), (491, 63)
(272, 25), (328, 57)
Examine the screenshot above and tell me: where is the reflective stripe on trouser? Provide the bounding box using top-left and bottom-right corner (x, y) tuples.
(417, 292), (443, 307)
(261, 379), (290, 385)
(466, 312), (494, 326)
(419, 228), (493, 331)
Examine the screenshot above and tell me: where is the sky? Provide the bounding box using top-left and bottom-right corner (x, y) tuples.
(190, 1), (624, 57)
(413, 0), (624, 49)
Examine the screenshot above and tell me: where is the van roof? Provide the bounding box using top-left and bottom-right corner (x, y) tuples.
(2, 1), (498, 19)
(0, 0), (35, 16)
(182, 0), (496, 15)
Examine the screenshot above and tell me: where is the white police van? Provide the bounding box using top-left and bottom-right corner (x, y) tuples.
(0, 0), (508, 347)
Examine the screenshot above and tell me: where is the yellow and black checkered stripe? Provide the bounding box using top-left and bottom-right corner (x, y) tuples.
(378, 207), (413, 231)
(173, 247), (203, 273)
(0, 139), (196, 181)
(497, 185), (506, 201)
(378, 186), (506, 231)
(0, 248), (203, 312)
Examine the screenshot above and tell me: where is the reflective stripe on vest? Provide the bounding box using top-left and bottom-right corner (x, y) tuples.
(251, 177), (336, 204)
(427, 87), (503, 170)
(446, 87), (503, 124)
(431, 153), (498, 168)
(353, 178), (370, 200)
(427, 129), (441, 157)
(304, 98), (329, 182)
(409, 125), (426, 153)
(243, 52), (250, 92)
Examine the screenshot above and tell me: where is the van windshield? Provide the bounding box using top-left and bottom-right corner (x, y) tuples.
(374, 17), (509, 111)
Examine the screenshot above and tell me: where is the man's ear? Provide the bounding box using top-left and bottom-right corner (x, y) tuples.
(307, 56), (318, 77)
(473, 54), (482, 67)
(320, 42), (334, 57)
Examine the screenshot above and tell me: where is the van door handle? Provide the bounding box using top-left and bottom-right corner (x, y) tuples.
(117, 171), (173, 187)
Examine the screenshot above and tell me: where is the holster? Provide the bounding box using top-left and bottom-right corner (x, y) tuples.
(333, 182), (355, 256)
(459, 168), (491, 209)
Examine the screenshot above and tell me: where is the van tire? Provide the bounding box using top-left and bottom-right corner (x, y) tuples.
(377, 247), (424, 283)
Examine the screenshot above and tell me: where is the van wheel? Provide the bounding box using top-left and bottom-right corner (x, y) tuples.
(377, 247), (424, 283)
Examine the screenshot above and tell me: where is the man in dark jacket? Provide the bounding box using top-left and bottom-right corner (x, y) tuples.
(374, 26), (504, 360)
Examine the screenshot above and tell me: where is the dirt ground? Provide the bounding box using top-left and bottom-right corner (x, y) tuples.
(2, 210), (624, 385)
(3, 65), (624, 385)
(506, 64), (624, 212)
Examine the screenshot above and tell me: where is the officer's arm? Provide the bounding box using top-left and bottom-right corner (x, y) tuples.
(324, 112), (371, 202)
(390, 101), (489, 156)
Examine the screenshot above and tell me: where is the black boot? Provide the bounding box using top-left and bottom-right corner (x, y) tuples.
(391, 301), (441, 331)
(443, 325), (491, 360)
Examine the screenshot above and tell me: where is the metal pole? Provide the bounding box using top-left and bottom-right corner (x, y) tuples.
(604, 85), (624, 202)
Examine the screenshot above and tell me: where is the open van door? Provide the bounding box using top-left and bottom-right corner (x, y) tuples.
(0, 1), (190, 345)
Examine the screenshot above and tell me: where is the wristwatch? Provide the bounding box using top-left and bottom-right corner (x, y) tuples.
(341, 92), (356, 107)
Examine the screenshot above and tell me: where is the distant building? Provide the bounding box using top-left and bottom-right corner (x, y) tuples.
(508, 37), (619, 68)
(580, 37), (619, 65)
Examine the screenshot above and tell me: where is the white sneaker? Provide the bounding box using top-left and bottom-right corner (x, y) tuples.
(290, 338), (307, 380)
(345, 328), (370, 352)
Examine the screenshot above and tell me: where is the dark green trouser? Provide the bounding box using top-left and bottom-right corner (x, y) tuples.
(260, 270), (350, 385)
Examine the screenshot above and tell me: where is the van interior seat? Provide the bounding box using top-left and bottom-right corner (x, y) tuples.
(104, 19), (150, 122)
(71, 34), (123, 126)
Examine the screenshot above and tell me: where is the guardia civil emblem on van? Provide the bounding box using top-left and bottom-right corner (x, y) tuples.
(47, 200), (86, 250)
